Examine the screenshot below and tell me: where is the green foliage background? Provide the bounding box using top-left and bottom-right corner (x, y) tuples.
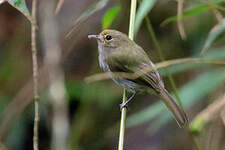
(0, 0), (224, 150)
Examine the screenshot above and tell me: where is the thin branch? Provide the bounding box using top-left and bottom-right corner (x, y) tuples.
(31, 0), (39, 150)
(177, 0), (186, 40)
(85, 58), (225, 83)
(118, 0), (137, 150)
(55, 0), (65, 14)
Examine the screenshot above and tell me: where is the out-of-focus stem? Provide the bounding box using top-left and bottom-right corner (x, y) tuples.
(40, 1), (69, 150)
(177, 0), (186, 39)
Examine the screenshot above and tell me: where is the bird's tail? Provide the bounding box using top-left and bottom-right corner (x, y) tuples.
(159, 88), (188, 128)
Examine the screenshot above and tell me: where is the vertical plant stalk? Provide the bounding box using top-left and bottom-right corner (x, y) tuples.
(55, 0), (65, 14)
(118, 90), (127, 150)
(40, 1), (69, 150)
(128, 0), (137, 40)
(118, 0), (137, 150)
(177, 0), (186, 40)
(31, 0), (39, 150)
(144, 17), (183, 109)
(191, 135), (202, 150)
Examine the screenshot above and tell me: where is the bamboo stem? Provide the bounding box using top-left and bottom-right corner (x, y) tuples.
(31, 0), (39, 150)
(118, 0), (137, 150)
(118, 90), (127, 150)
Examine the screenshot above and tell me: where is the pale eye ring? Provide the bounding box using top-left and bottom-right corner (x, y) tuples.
(105, 35), (112, 41)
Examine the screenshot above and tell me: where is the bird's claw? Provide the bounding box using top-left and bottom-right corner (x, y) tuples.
(120, 102), (128, 111)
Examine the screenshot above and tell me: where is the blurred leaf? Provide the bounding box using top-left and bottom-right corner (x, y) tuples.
(201, 46), (225, 59)
(0, 94), (8, 115)
(126, 102), (163, 127)
(66, 0), (109, 37)
(148, 69), (225, 133)
(200, 18), (225, 55)
(6, 114), (28, 150)
(159, 46), (225, 76)
(147, 114), (168, 132)
(6, 0), (30, 20)
(161, 0), (223, 27)
(127, 69), (225, 128)
(134, 0), (157, 34)
(66, 80), (120, 108)
(78, 0), (109, 23)
(188, 95), (225, 135)
(188, 116), (206, 135)
(0, 61), (13, 81)
(102, 6), (120, 29)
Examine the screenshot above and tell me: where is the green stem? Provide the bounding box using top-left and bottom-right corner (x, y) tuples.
(118, 90), (127, 150)
(118, 1), (137, 150)
(31, 0), (39, 150)
(192, 135), (202, 150)
(144, 17), (183, 109)
(128, 0), (137, 40)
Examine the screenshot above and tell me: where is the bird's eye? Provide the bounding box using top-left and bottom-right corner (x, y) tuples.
(105, 35), (112, 41)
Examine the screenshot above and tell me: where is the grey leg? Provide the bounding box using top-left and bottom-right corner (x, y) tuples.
(120, 92), (136, 110)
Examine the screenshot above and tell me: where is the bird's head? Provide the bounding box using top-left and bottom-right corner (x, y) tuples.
(88, 29), (131, 49)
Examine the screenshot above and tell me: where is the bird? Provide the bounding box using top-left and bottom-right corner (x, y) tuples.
(88, 29), (188, 127)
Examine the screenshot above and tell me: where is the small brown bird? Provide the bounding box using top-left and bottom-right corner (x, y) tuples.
(88, 29), (188, 127)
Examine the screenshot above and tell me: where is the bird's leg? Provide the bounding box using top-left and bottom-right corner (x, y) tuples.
(120, 92), (136, 110)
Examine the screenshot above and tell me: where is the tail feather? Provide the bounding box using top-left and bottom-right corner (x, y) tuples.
(159, 89), (188, 128)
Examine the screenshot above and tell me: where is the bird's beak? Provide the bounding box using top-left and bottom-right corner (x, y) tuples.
(88, 34), (100, 39)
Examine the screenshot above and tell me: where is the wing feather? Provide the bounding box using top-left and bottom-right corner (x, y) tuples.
(106, 46), (164, 93)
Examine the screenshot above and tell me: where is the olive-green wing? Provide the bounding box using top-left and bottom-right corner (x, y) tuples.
(106, 47), (164, 92)
(106, 46), (188, 127)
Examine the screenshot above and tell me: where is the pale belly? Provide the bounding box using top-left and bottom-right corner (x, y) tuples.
(112, 77), (140, 92)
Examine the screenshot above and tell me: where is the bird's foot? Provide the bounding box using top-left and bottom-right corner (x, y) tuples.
(120, 102), (128, 111)
(119, 92), (136, 111)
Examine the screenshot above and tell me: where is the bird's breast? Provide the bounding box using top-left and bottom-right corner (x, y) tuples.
(98, 54), (110, 72)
